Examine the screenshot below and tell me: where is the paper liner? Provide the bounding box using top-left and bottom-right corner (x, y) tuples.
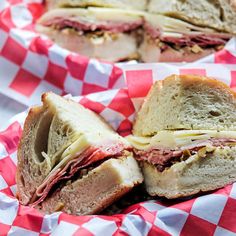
(1, 0), (236, 235)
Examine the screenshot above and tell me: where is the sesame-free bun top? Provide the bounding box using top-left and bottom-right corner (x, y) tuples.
(133, 74), (236, 136)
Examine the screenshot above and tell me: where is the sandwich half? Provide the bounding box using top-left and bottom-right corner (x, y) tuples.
(16, 92), (143, 215)
(127, 74), (236, 198)
(139, 13), (232, 62)
(46, 0), (147, 10)
(36, 7), (143, 62)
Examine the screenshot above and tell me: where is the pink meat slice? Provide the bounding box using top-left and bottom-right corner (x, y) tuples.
(144, 23), (231, 47)
(43, 17), (143, 33)
(135, 138), (236, 170)
(162, 34), (229, 47)
(30, 143), (125, 206)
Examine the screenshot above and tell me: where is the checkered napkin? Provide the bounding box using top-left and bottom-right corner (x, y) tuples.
(1, 0), (236, 235)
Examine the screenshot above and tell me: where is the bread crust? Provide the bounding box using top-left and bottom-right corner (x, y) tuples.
(16, 106), (34, 202)
(16, 106), (51, 204)
(156, 74), (236, 99)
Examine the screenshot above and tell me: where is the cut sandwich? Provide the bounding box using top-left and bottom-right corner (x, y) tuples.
(46, 0), (147, 10)
(38, 0), (235, 63)
(147, 0), (236, 34)
(16, 92), (143, 215)
(127, 74), (236, 198)
(36, 8), (144, 62)
(139, 13), (232, 62)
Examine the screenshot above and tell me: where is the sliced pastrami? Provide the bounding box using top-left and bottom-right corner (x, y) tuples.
(30, 142), (126, 206)
(43, 17), (143, 33)
(134, 138), (236, 172)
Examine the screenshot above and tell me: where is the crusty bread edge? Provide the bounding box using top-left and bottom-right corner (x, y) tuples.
(16, 106), (44, 204)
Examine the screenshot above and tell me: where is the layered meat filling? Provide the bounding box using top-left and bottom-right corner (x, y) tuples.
(44, 17), (142, 33)
(30, 142), (129, 207)
(41, 17), (143, 41)
(134, 138), (236, 172)
(144, 22), (231, 55)
(127, 130), (236, 172)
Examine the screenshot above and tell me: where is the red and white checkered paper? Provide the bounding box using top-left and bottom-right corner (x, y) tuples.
(0, 0), (126, 106)
(0, 0), (236, 106)
(123, 57), (236, 112)
(1, 0), (236, 235)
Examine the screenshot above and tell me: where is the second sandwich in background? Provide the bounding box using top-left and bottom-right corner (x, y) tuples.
(37, 0), (235, 62)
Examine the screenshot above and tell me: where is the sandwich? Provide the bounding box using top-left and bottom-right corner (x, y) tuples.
(37, 0), (235, 62)
(139, 13), (232, 62)
(16, 92), (143, 215)
(127, 74), (236, 198)
(36, 7), (143, 62)
(46, 0), (147, 10)
(148, 0), (236, 34)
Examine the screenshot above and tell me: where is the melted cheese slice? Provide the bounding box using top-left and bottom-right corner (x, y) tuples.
(38, 7), (142, 27)
(40, 92), (130, 181)
(42, 134), (90, 178)
(127, 130), (236, 150)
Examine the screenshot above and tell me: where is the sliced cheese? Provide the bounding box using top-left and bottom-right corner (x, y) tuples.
(144, 12), (232, 37)
(38, 7), (142, 26)
(40, 93), (130, 183)
(127, 130), (236, 150)
(60, 134), (90, 162)
(42, 134), (90, 178)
